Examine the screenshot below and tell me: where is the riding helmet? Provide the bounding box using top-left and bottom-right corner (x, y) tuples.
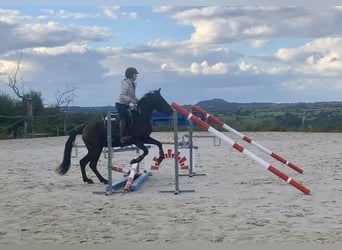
(125, 67), (139, 79)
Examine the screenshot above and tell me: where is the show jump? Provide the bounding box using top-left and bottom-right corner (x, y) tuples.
(171, 102), (311, 195)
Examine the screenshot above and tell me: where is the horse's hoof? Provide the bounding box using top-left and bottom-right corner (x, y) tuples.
(157, 157), (164, 164)
(85, 179), (94, 184)
(130, 159), (138, 164)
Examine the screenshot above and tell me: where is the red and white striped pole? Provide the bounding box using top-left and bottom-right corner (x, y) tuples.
(172, 103), (311, 195)
(124, 163), (138, 191)
(112, 165), (125, 173)
(192, 105), (304, 174)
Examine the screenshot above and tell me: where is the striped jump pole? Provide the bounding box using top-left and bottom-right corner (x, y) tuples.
(112, 165), (126, 173)
(124, 163), (138, 191)
(172, 103), (311, 195)
(192, 105), (304, 174)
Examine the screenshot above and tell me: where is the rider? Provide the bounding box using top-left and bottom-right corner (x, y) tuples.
(115, 67), (139, 143)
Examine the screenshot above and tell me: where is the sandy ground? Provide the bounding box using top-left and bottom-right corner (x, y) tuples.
(0, 131), (341, 246)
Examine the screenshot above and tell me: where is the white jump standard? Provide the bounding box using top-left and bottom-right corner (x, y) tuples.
(171, 102), (311, 195)
(159, 108), (195, 194)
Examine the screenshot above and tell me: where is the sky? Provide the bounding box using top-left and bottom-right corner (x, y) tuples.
(0, 1), (342, 107)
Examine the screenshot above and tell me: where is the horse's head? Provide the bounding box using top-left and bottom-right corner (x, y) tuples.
(138, 88), (173, 115)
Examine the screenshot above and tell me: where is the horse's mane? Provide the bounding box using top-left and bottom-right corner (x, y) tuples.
(139, 90), (158, 102)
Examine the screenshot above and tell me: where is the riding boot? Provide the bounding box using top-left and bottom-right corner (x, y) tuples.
(119, 119), (129, 143)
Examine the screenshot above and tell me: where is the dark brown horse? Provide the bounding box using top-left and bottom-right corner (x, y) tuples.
(56, 89), (173, 184)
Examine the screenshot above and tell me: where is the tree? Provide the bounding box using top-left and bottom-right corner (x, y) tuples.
(54, 83), (77, 108)
(6, 52), (35, 135)
(24, 91), (44, 116)
(0, 92), (17, 116)
(7, 52), (25, 99)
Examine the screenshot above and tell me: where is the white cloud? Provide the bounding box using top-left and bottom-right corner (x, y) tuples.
(0, 8), (21, 23)
(152, 6), (176, 13)
(40, 9), (54, 15)
(160, 62), (185, 73)
(190, 61), (228, 75)
(147, 39), (174, 48)
(238, 61), (259, 73)
(102, 6), (121, 19)
(0, 60), (18, 74)
(128, 12), (138, 19)
(173, 6), (342, 48)
(39, 8), (99, 19)
(266, 66), (290, 75)
(305, 51), (342, 76)
(275, 37), (342, 76)
(0, 55), (35, 87)
(102, 6), (139, 20)
(1, 6), (342, 106)
(0, 17), (112, 53)
(243, 25), (273, 36)
(31, 43), (89, 55)
(57, 10), (99, 19)
(249, 39), (270, 48)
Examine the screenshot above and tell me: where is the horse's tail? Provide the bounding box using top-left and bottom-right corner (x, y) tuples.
(56, 125), (85, 175)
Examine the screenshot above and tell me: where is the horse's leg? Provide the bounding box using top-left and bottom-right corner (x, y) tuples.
(79, 153), (93, 184)
(89, 147), (108, 184)
(141, 137), (165, 164)
(130, 140), (149, 164)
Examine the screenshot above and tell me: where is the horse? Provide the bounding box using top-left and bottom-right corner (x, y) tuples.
(56, 88), (173, 184)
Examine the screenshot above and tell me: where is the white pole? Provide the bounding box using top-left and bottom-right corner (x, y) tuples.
(106, 111), (113, 195)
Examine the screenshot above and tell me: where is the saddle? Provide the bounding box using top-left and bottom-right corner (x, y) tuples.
(103, 112), (119, 123)
(103, 109), (134, 132)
